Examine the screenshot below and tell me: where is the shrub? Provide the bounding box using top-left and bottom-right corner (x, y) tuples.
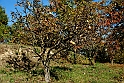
(114, 50), (124, 64)
(5, 47), (37, 71)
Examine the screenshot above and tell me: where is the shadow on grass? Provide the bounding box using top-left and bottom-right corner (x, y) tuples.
(30, 66), (72, 80)
(52, 66), (72, 71)
(51, 66), (72, 80)
(31, 69), (44, 76)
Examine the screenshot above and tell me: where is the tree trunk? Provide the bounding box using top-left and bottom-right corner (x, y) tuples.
(111, 59), (114, 65)
(88, 51), (95, 65)
(110, 56), (114, 65)
(88, 58), (94, 65)
(44, 61), (50, 83)
(73, 49), (76, 64)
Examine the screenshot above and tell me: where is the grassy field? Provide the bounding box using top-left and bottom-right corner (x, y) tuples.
(0, 62), (124, 83)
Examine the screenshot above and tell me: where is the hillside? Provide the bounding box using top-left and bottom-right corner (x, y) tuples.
(0, 44), (124, 83)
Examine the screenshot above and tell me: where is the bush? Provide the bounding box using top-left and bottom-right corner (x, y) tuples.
(5, 47), (38, 71)
(114, 50), (124, 64)
(6, 53), (35, 71)
(67, 51), (94, 65)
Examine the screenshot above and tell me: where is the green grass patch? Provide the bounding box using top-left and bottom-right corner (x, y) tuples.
(51, 63), (124, 83)
(0, 62), (124, 83)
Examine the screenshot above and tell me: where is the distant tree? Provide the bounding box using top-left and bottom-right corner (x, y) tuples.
(0, 6), (10, 43)
(96, 0), (124, 64)
(0, 6), (8, 25)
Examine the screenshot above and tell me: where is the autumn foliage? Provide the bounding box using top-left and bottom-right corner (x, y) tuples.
(4, 0), (124, 82)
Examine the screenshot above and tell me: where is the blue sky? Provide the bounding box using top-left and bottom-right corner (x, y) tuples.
(0, 0), (49, 25)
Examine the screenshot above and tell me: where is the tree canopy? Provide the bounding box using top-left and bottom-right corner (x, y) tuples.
(0, 6), (10, 43)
